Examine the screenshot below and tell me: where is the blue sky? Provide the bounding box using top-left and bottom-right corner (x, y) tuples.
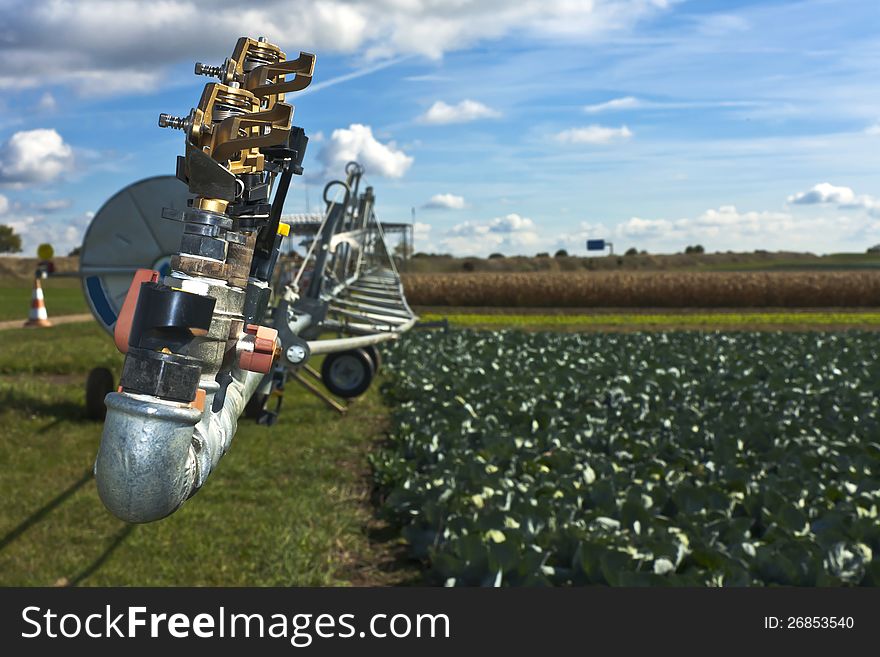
(1, 0), (879, 256)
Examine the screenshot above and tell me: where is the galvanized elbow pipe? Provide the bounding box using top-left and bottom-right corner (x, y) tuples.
(95, 392), (202, 523)
(95, 369), (263, 523)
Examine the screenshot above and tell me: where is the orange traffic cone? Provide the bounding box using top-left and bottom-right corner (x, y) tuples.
(23, 277), (52, 328)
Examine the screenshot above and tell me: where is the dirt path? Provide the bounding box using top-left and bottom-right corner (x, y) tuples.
(0, 314), (93, 331)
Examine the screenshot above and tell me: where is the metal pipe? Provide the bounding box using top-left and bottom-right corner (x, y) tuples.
(322, 315), (416, 335)
(306, 330), (401, 355)
(321, 319), (401, 334)
(328, 305), (411, 325)
(346, 289), (401, 300)
(342, 295), (408, 310)
(331, 297), (411, 316)
(95, 369), (263, 523)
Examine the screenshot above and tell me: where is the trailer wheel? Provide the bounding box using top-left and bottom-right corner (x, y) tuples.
(321, 349), (375, 398)
(85, 367), (115, 420)
(363, 345), (382, 374)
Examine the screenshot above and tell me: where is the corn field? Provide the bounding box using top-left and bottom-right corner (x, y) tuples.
(401, 271), (880, 308)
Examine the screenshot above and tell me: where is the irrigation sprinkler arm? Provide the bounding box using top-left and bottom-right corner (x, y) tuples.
(95, 36), (315, 523)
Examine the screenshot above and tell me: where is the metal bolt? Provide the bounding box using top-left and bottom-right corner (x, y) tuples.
(194, 62), (223, 78)
(258, 36), (268, 43)
(286, 344), (307, 364)
(158, 113), (187, 130)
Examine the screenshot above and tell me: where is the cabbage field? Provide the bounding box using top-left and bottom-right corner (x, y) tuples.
(374, 330), (880, 586)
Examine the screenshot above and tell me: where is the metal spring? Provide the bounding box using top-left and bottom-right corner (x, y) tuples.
(243, 44), (281, 72)
(211, 89), (252, 123)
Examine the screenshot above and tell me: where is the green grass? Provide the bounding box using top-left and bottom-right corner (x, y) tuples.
(0, 322), (410, 586)
(699, 253), (880, 272)
(0, 278), (89, 321)
(423, 311), (880, 331)
(0, 322), (123, 375)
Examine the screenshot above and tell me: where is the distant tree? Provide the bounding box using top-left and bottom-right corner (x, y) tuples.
(640, 250), (648, 255)
(535, 251), (549, 258)
(685, 244), (705, 254)
(0, 224), (22, 254)
(625, 247), (639, 256)
(412, 251), (429, 258)
(68, 245), (82, 257)
(462, 260), (475, 272)
(554, 249), (568, 258)
(488, 252), (505, 259)
(393, 240), (413, 259)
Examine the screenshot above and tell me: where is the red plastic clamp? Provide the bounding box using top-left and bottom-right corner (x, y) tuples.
(239, 324), (278, 374)
(114, 269), (160, 354)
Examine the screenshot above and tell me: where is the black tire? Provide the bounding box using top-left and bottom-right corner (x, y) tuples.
(244, 393), (268, 420)
(321, 349), (375, 398)
(362, 345), (382, 374)
(85, 367), (114, 420)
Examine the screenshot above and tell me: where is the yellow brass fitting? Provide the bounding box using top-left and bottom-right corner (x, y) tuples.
(195, 197), (229, 214)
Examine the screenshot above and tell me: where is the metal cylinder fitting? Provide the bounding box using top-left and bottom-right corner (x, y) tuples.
(95, 392), (202, 523)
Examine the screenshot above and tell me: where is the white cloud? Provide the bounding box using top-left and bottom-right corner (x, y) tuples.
(5, 210), (93, 256)
(583, 96), (640, 113)
(423, 193), (466, 210)
(442, 213), (543, 255)
(419, 100), (501, 125)
(584, 96), (766, 115)
(487, 214), (538, 234)
(414, 222), (432, 239)
(317, 124), (413, 179)
(0, 129), (74, 186)
(617, 216), (677, 238)
(0, 193), (9, 216)
(616, 206), (801, 245)
(867, 122), (880, 136)
(34, 198), (73, 212)
(412, 221), (434, 252)
(555, 124), (633, 145)
(435, 190), (880, 257)
(788, 182), (880, 216)
(788, 182), (856, 205)
(0, 1), (670, 94)
(606, 204), (880, 253)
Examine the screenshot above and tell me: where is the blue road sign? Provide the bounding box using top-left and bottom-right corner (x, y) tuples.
(587, 239), (606, 251)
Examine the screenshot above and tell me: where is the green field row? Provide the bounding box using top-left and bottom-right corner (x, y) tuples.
(375, 329), (880, 586)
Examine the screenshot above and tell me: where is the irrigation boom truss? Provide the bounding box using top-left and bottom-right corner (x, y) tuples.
(89, 36), (416, 524)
